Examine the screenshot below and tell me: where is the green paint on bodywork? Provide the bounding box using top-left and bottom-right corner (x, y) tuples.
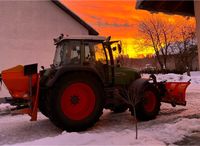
(114, 66), (141, 85)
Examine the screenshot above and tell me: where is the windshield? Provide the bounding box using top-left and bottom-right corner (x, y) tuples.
(94, 43), (108, 64)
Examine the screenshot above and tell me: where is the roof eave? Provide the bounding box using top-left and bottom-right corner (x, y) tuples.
(136, 0), (195, 17)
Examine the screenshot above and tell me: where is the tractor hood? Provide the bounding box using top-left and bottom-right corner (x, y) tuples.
(114, 67), (141, 85)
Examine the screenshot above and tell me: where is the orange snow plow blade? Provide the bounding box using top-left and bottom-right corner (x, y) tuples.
(161, 81), (191, 106)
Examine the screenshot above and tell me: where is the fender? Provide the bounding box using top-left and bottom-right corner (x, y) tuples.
(46, 65), (104, 87)
(128, 78), (150, 105)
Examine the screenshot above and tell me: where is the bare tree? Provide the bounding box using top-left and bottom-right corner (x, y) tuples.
(138, 16), (175, 70)
(172, 24), (197, 73)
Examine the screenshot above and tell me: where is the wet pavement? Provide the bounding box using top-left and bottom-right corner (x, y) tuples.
(174, 132), (200, 145)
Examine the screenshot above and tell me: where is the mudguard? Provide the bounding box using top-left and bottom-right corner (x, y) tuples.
(46, 66), (104, 87)
(128, 78), (150, 105)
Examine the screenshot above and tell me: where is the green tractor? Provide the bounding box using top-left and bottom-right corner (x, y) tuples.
(39, 34), (161, 131)
(0, 34), (190, 132)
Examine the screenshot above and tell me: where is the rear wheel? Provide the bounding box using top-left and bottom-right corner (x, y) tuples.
(49, 72), (104, 131)
(38, 89), (51, 117)
(131, 84), (160, 121)
(39, 90), (49, 117)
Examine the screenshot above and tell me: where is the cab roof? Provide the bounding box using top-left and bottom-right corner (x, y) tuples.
(54, 34), (107, 44)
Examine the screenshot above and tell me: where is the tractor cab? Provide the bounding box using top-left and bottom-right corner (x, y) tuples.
(52, 34), (140, 86)
(53, 34), (106, 67)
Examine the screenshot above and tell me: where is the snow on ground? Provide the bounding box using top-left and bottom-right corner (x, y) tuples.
(1, 72), (200, 145)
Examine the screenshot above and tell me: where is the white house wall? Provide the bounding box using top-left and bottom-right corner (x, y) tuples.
(195, 1), (200, 70)
(0, 1), (89, 70)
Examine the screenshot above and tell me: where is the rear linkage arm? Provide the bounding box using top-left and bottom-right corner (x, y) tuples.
(149, 74), (167, 97)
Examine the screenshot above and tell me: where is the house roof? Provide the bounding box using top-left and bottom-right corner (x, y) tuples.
(52, 0), (99, 35)
(136, 0), (194, 16)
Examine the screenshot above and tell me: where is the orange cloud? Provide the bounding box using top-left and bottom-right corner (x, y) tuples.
(61, 0), (195, 58)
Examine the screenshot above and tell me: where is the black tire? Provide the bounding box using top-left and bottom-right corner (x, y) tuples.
(132, 84), (161, 121)
(111, 104), (128, 113)
(38, 96), (48, 117)
(48, 72), (104, 131)
(38, 90), (50, 117)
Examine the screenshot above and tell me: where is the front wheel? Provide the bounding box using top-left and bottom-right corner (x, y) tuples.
(131, 84), (161, 121)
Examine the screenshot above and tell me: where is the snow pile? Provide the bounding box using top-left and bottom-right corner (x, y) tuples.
(142, 71), (200, 94)
(155, 71), (200, 84)
(7, 117), (200, 146)
(154, 72), (200, 93)
(7, 130), (164, 146)
(142, 71), (200, 84)
(152, 118), (200, 143)
(0, 103), (12, 112)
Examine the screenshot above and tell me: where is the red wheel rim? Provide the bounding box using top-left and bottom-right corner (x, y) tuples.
(61, 82), (96, 120)
(143, 91), (156, 112)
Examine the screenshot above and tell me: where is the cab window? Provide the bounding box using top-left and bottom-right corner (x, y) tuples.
(62, 41), (81, 65)
(84, 43), (96, 62)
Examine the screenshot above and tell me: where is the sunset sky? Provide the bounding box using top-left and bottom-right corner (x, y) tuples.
(62, 0), (195, 58)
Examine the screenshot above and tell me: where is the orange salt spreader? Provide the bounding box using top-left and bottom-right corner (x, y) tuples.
(0, 64), (39, 120)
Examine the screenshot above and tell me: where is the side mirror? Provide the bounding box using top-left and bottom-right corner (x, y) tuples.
(106, 36), (111, 42)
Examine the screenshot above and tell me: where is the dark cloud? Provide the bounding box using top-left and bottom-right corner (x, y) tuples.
(89, 15), (135, 28)
(96, 21), (134, 27)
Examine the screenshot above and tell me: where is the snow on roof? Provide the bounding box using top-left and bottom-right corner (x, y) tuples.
(54, 34), (107, 44)
(62, 35), (106, 41)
